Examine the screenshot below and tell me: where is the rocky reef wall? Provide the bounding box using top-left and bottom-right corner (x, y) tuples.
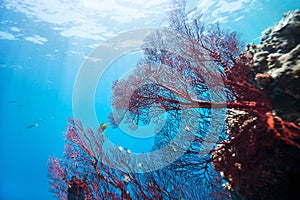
(250, 10), (300, 125)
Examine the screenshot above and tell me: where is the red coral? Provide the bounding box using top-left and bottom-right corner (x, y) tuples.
(48, 118), (226, 199)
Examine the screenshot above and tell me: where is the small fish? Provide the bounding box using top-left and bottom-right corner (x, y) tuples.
(122, 147), (131, 153)
(118, 146), (123, 151)
(126, 148), (131, 154)
(98, 123), (108, 133)
(185, 125), (190, 131)
(137, 162), (143, 167)
(26, 123), (39, 129)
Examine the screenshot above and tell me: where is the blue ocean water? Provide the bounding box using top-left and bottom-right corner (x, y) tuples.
(0, 0), (299, 199)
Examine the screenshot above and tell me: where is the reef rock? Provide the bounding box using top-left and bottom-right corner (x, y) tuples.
(251, 10), (300, 125)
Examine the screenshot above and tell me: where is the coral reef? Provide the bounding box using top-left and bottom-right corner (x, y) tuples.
(213, 10), (300, 200)
(48, 2), (300, 199)
(250, 10), (300, 125)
